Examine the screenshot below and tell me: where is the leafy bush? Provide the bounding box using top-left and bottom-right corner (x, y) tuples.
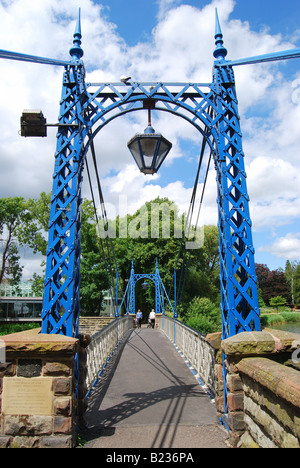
(0, 323), (40, 336)
(269, 296), (287, 311)
(184, 297), (221, 334)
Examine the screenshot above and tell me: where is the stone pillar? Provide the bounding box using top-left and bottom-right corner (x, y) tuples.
(0, 328), (80, 448)
(220, 329), (300, 448)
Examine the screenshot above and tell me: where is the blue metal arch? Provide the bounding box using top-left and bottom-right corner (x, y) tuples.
(83, 105), (217, 162)
(120, 261), (175, 318)
(133, 274), (157, 283)
(130, 274), (160, 315)
(81, 83), (218, 157)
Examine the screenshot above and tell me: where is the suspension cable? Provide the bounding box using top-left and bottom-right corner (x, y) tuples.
(172, 121), (213, 308)
(89, 139), (118, 274)
(85, 136), (120, 314)
(176, 150), (212, 307)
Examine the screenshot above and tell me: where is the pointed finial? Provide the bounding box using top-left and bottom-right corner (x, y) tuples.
(69, 8), (84, 60)
(213, 8), (227, 60)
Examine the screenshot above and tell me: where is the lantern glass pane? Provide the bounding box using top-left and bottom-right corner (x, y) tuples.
(128, 138), (144, 169)
(140, 138), (158, 162)
(155, 139), (172, 170)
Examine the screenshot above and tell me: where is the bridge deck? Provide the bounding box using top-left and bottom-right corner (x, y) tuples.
(82, 327), (228, 448)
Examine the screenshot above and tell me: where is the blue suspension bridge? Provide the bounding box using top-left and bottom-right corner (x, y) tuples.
(2, 8), (300, 445)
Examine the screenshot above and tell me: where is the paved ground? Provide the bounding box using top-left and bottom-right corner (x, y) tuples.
(80, 327), (228, 449)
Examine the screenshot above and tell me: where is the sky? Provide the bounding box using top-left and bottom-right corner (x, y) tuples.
(0, 0), (300, 279)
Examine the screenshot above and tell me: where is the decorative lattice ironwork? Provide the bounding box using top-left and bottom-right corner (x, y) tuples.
(39, 10), (261, 339)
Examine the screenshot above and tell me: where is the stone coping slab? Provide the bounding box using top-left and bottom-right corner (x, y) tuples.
(1, 328), (79, 355)
(221, 330), (300, 356)
(237, 357), (300, 408)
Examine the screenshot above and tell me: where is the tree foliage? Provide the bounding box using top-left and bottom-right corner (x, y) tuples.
(0, 197), (29, 286)
(284, 260), (299, 306)
(0, 193), (52, 288)
(80, 199), (109, 315)
(269, 295), (287, 311)
(294, 263), (300, 306)
(5, 191), (300, 335)
(109, 197), (220, 317)
(184, 297), (221, 334)
(0, 194), (222, 325)
(255, 263), (291, 305)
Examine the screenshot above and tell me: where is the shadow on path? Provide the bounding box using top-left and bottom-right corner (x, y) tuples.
(80, 328), (228, 448)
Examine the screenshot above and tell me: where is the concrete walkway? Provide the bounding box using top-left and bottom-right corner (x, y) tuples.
(81, 327), (228, 448)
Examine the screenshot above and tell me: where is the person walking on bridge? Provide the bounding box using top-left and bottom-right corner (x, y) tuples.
(136, 309), (143, 328)
(149, 309), (156, 328)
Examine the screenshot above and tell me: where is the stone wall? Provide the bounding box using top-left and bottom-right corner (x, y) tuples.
(79, 316), (115, 335)
(237, 358), (300, 448)
(215, 328), (300, 448)
(0, 328), (81, 448)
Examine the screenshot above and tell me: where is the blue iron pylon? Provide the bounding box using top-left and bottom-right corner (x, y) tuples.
(1, 9), (299, 338)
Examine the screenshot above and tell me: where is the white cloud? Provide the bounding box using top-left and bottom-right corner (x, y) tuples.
(259, 233), (300, 261)
(246, 156), (300, 228)
(0, 0), (299, 275)
(156, 0), (181, 21)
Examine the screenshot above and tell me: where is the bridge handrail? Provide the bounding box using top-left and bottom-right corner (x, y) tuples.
(85, 315), (133, 391)
(157, 315), (216, 396)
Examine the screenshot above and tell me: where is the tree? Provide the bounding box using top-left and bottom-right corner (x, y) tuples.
(0, 193), (52, 288)
(112, 197), (184, 315)
(285, 260), (299, 306)
(110, 198), (220, 316)
(256, 263), (291, 305)
(79, 199), (109, 315)
(257, 287), (266, 308)
(23, 192), (51, 255)
(294, 264), (300, 306)
(0, 197), (28, 286)
(23, 194), (220, 318)
(29, 197), (111, 315)
(181, 225), (220, 308)
(31, 272), (44, 296)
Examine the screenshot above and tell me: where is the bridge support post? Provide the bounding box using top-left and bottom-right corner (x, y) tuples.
(212, 66), (260, 339)
(41, 24), (86, 338)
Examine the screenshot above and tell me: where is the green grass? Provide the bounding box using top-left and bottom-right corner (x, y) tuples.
(260, 310), (300, 328)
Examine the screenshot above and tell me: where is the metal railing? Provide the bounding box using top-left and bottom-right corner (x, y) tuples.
(85, 314), (216, 397)
(86, 315), (133, 392)
(157, 315), (216, 396)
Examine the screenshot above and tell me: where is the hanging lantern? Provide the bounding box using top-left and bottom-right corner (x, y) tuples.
(127, 106), (172, 175)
